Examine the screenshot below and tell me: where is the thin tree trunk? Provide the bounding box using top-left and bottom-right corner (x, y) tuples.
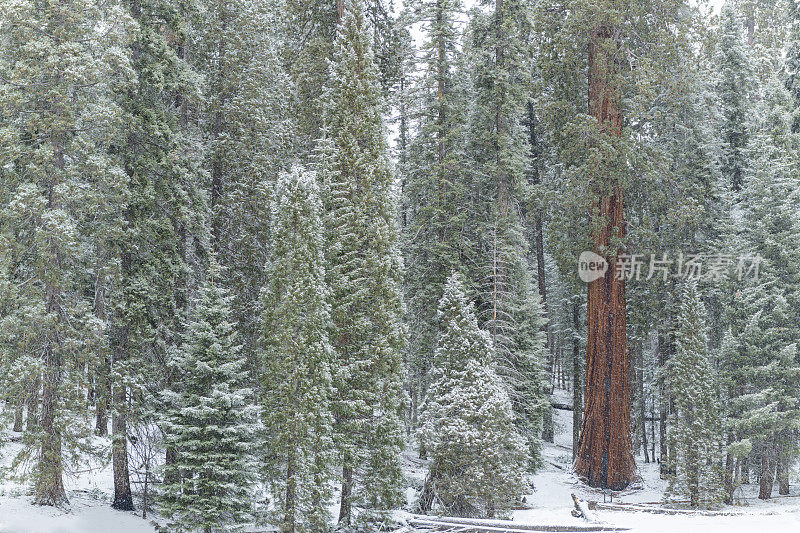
(111, 251), (134, 511)
(638, 342), (648, 463)
(574, 23), (636, 491)
(491, 0), (507, 347)
(777, 441), (789, 495)
(572, 298), (582, 461)
(209, 0), (228, 248)
(338, 461), (353, 526)
(142, 462), (148, 520)
(688, 435), (699, 507)
(13, 394), (24, 432)
(94, 266), (109, 436)
(285, 446), (297, 533)
(759, 436), (776, 500)
(164, 447), (178, 485)
(724, 433), (735, 503)
(742, 456), (750, 484)
(542, 400), (555, 444)
(164, 203), (188, 486)
(112, 371), (134, 510)
(26, 372), (40, 431)
(649, 396), (656, 462)
(95, 356), (110, 436)
(658, 329), (669, 478)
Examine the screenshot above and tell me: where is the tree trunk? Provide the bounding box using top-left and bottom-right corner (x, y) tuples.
(490, 0), (508, 348)
(285, 446), (297, 533)
(687, 434), (699, 508)
(209, 0), (228, 248)
(637, 342), (648, 463)
(35, 284), (67, 507)
(542, 403), (555, 444)
(26, 373), (40, 431)
(142, 462), (148, 520)
(658, 329), (669, 478)
(742, 456), (750, 484)
(13, 394), (24, 432)
(649, 396), (656, 463)
(526, 98), (552, 393)
(94, 267), (109, 436)
(724, 433), (735, 504)
(759, 436), (776, 500)
(95, 356), (110, 436)
(338, 461), (353, 526)
(777, 443), (790, 495)
(111, 251), (134, 511)
(574, 23), (636, 491)
(572, 298), (582, 461)
(112, 374), (134, 510)
(164, 447), (178, 485)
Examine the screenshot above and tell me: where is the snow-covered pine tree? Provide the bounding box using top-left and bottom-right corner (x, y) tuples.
(401, 0), (469, 436)
(0, 0), (133, 506)
(510, 281), (549, 468)
(666, 280), (724, 508)
(734, 301), (800, 500)
(261, 166), (334, 533)
(717, 328), (748, 501)
(195, 0), (293, 363)
(716, 2), (755, 193)
(419, 273), (528, 518)
(320, 0), (407, 527)
(160, 264), (259, 532)
(109, 0), (213, 508)
(731, 75), (800, 500)
(462, 0), (547, 466)
(785, 0), (800, 132)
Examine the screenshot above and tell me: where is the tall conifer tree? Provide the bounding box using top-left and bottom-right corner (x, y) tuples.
(321, 0), (407, 526)
(666, 281), (724, 508)
(0, 0), (133, 506)
(161, 265), (258, 531)
(419, 273), (528, 518)
(261, 166), (334, 532)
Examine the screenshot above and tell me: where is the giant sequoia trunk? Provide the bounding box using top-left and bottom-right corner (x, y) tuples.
(574, 24), (637, 491)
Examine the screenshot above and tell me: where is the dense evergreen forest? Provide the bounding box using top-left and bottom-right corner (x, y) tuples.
(1, 0), (799, 531)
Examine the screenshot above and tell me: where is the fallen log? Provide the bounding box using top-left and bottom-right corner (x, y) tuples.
(408, 514), (628, 532)
(592, 502), (740, 516)
(570, 493), (599, 522)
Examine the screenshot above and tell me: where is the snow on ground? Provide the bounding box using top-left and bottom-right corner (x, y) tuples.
(0, 492), (154, 533)
(0, 430), (154, 533)
(510, 390), (800, 532)
(3, 389), (800, 531)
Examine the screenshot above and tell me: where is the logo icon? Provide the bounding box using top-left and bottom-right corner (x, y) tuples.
(578, 251), (608, 283)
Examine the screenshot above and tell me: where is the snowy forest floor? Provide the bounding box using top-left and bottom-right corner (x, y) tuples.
(2, 392), (800, 532)
(505, 401), (800, 532)
(0, 431), (156, 533)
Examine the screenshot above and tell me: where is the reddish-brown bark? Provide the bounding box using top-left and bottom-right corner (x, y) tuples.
(574, 23), (637, 491)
